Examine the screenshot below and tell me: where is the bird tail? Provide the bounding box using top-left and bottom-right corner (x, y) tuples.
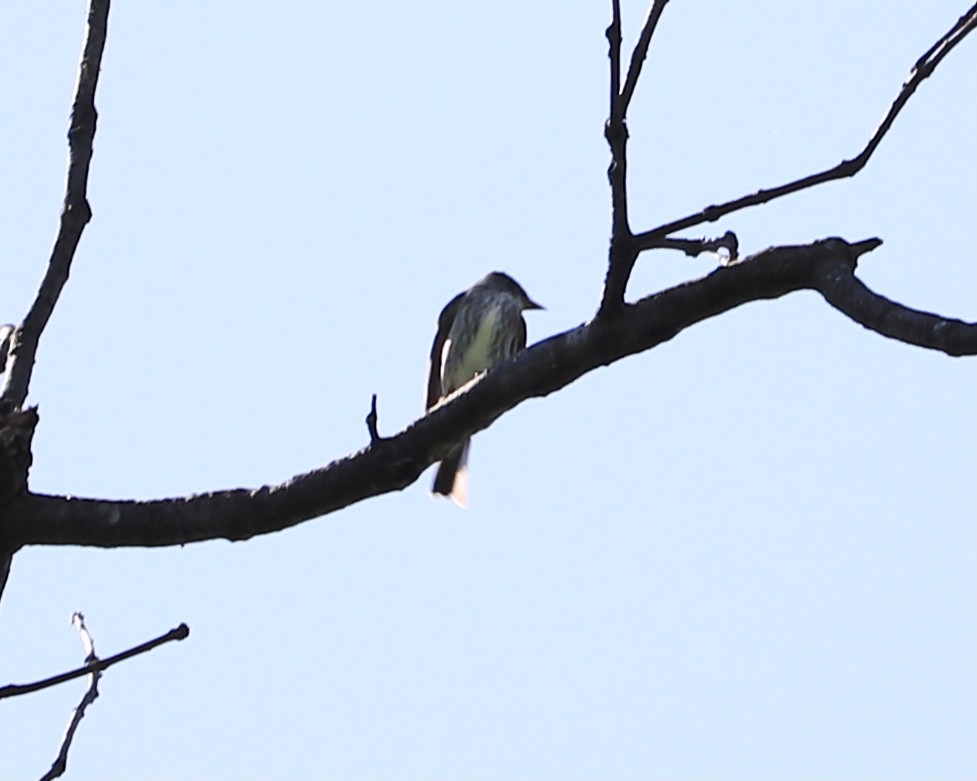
(432, 439), (471, 507)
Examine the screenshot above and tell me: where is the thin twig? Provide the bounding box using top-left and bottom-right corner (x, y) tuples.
(0, 0), (110, 410)
(366, 394), (382, 444)
(0, 622), (189, 700)
(604, 0), (629, 240)
(0, 544), (14, 609)
(607, 0), (622, 117)
(646, 231), (739, 261)
(619, 0), (670, 115)
(38, 614), (100, 781)
(632, 4), (977, 247)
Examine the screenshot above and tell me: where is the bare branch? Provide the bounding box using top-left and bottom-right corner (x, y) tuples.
(646, 230), (739, 261)
(601, 0), (673, 316)
(604, 0), (630, 243)
(366, 394), (383, 444)
(72, 612), (96, 661)
(0, 406), (39, 502)
(607, 0), (622, 116)
(619, 0), (670, 115)
(814, 244), (977, 355)
(633, 4), (977, 246)
(0, 406), (39, 606)
(38, 614), (100, 781)
(0, 543), (14, 608)
(0, 0), (110, 410)
(2, 238), (971, 551)
(600, 1), (633, 317)
(0, 622), (189, 700)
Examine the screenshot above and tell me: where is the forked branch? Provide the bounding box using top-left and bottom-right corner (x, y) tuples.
(0, 621), (189, 700)
(598, 2), (977, 311)
(632, 3), (977, 246)
(0, 0), (110, 410)
(601, 0), (673, 315)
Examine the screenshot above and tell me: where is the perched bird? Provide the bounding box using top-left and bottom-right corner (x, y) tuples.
(0, 324), (14, 372)
(426, 272), (543, 506)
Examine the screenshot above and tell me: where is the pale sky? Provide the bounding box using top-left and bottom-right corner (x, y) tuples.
(1, 1), (974, 779)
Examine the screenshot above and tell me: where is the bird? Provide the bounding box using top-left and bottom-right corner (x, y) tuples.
(426, 272), (543, 506)
(0, 324), (14, 372)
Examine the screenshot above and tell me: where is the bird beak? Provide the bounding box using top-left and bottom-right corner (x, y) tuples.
(525, 298), (545, 311)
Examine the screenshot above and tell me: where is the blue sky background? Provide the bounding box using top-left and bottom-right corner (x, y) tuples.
(1, 1), (974, 779)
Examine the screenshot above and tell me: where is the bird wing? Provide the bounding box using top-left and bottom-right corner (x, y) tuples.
(426, 291), (465, 410)
(516, 314), (527, 352)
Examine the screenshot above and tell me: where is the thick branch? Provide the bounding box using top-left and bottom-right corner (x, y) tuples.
(2, 238), (972, 550)
(814, 253), (976, 355)
(0, 0), (109, 410)
(633, 4), (977, 246)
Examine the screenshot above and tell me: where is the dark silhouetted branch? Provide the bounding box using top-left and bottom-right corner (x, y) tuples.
(38, 614), (100, 781)
(0, 621), (189, 700)
(619, 0), (670, 114)
(0, 0), (110, 411)
(651, 231), (739, 261)
(366, 394), (383, 444)
(603, 0), (632, 313)
(607, 0), (622, 112)
(0, 406), (40, 604)
(3, 238), (972, 551)
(814, 244), (976, 355)
(601, 1), (674, 316)
(632, 4), (977, 247)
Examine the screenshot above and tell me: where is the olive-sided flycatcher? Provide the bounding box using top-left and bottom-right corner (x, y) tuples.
(426, 272), (543, 506)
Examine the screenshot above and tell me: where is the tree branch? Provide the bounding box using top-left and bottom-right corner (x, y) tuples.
(2, 238), (971, 550)
(607, 0), (622, 113)
(602, 0), (633, 317)
(0, 0), (109, 410)
(0, 621), (189, 700)
(0, 2), (972, 618)
(813, 246), (977, 355)
(37, 614), (100, 781)
(600, 1), (673, 316)
(632, 3), (977, 247)
(619, 0), (670, 115)
(651, 231), (739, 261)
